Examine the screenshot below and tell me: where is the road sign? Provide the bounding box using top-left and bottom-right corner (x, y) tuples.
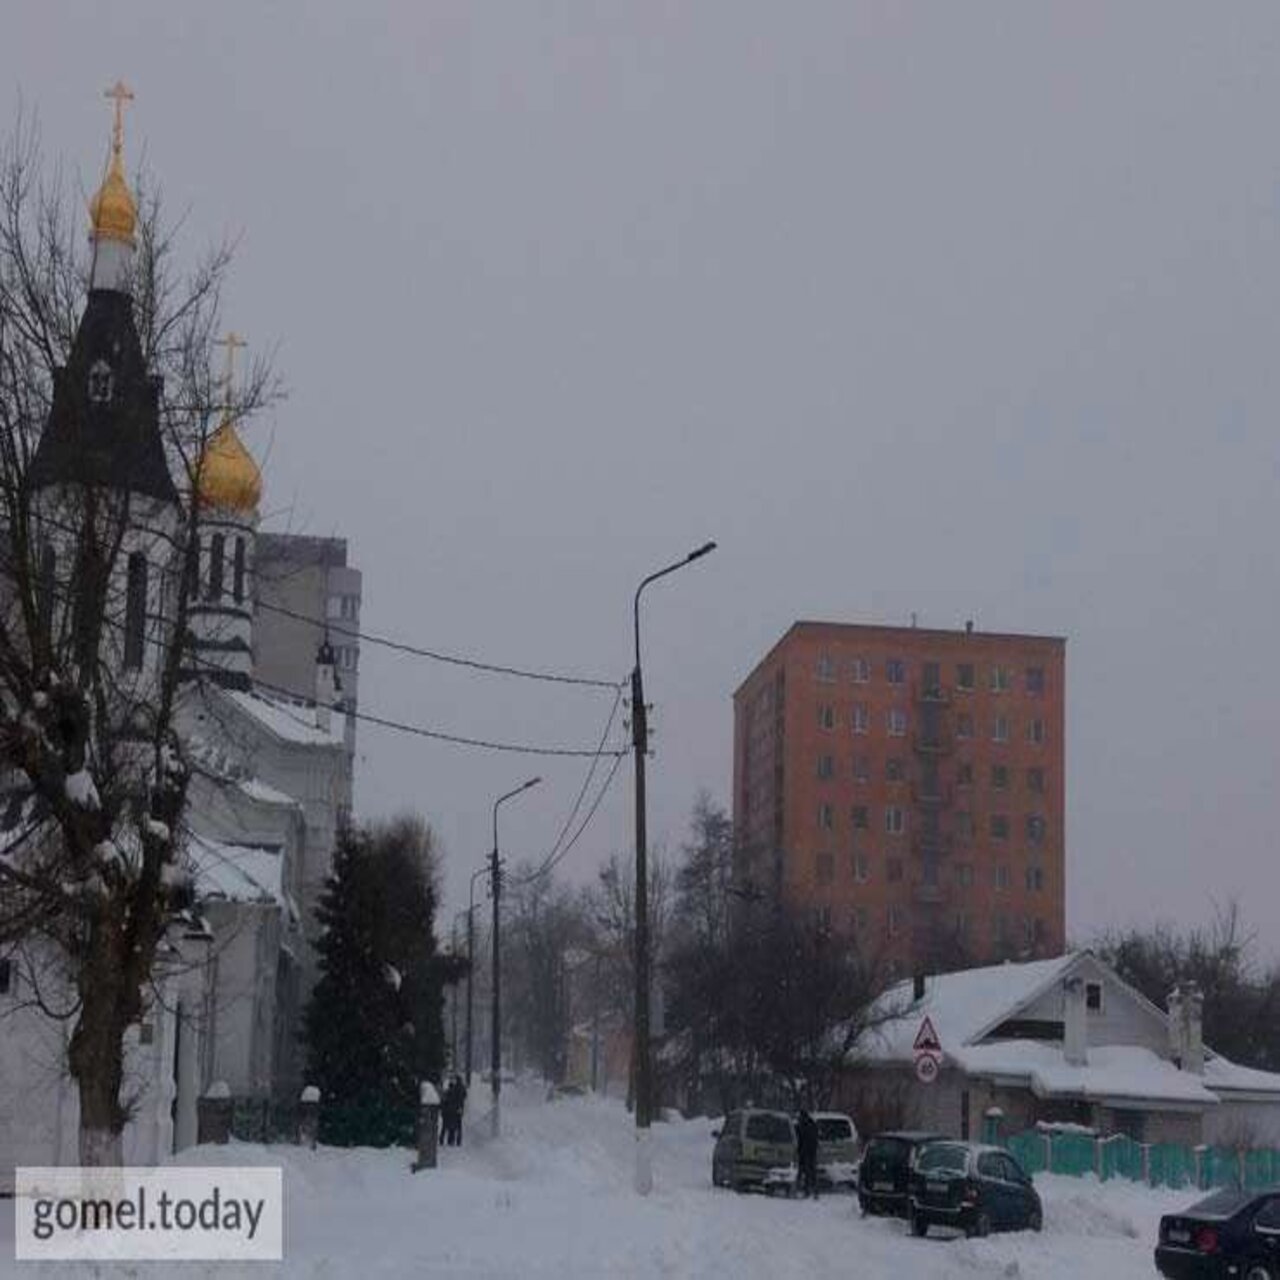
(914, 1053), (940, 1085)
(913, 1015), (942, 1057)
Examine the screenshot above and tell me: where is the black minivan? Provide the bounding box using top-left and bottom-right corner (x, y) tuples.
(857, 1130), (945, 1218)
(908, 1140), (1042, 1238)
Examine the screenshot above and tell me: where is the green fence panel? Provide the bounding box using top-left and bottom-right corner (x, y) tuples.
(1098, 1134), (1143, 1182)
(1050, 1131), (1096, 1177)
(1203, 1146), (1243, 1189)
(1007, 1131), (1049, 1176)
(1148, 1143), (1195, 1189)
(1243, 1149), (1280, 1192)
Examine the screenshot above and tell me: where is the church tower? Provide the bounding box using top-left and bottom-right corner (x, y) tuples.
(184, 334), (261, 690)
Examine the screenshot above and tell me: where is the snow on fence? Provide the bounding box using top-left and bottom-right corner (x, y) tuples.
(1004, 1126), (1280, 1191)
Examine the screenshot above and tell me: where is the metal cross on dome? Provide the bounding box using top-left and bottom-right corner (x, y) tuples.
(103, 80), (134, 155)
(214, 332), (247, 414)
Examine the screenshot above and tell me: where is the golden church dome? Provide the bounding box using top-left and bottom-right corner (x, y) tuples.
(196, 419), (262, 513)
(89, 149), (138, 246)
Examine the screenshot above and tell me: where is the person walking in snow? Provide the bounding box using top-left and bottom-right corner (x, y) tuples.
(452, 1075), (468, 1146)
(795, 1109), (819, 1199)
(440, 1077), (460, 1147)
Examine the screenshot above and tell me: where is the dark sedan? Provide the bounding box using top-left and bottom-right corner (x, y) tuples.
(856, 1130), (945, 1218)
(908, 1140), (1042, 1238)
(1155, 1188), (1280, 1280)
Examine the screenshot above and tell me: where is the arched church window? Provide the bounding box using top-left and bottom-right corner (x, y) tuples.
(124, 553), (147, 670)
(207, 533), (225, 601)
(88, 359), (113, 405)
(233, 537), (246, 604)
(38, 542), (56, 636)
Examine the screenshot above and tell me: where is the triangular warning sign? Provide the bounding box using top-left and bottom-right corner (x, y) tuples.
(913, 1015), (942, 1056)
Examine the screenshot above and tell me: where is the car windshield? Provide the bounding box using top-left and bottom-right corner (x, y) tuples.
(816, 1118), (852, 1142)
(745, 1114), (793, 1144)
(916, 1144), (968, 1173)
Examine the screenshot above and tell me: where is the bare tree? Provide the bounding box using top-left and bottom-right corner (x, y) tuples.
(0, 112), (278, 1165)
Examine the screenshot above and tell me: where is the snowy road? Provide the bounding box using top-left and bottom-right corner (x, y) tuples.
(1, 1082), (1186, 1277)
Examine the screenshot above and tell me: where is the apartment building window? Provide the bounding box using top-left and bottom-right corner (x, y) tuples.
(957, 761), (974, 787)
(954, 912), (971, 940)
(955, 811), (975, 842)
(885, 806), (905, 836)
(887, 708), (908, 737)
(851, 805), (869, 831)
(816, 653), (837, 682)
(850, 656), (870, 684)
(888, 904), (904, 937)
(1023, 918), (1037, 948)
(1026, 814), (1046, 845)
(993, 914), (1011, 946)
(956, 713), (974, 740)
(817, 803), (834, 831)
(990, 813), (1010, 840)
(852, 853), (870, 884)
(1025, 864), (1045, 892)
(885, 756), (906, 782)
(1027, 767), (1045, 794)
(994, 864), (1011, 891)
(851, 906), (869, 933)
(817, 754), (835, 780)
(1027, 718), (1046, 745)
(990, 665), (1011, 692)
(853, 754), (871, 783)
(1026, 666), (1046, 695)
(922, 661), (942, 697)
(956, 662), (975, 691)
(818, 703), (836, 731)
(886, 658), (906, 685)
(851, 702), (869, 734)
(815, 851), (834, 885)
(992, 715), (1010, 743)
(955, 863), (975, 888)
(991, 764), (1009, 790)
(887, 856), (904, 883)
(921, 858), (939, 886)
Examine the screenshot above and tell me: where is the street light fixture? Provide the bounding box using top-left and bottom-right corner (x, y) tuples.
(464, 863), (489, 1085)
(490, 776), (541, 1139)
(631, 540), (716, 1195)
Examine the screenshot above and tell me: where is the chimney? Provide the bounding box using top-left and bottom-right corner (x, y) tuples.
(1167, 985), (1185, 1067)
(1062, 976), (1087, 1066)
(913, 973), (926, 1003)
(1182, 982), (1204, 1075)
(315, 637), (337, 734)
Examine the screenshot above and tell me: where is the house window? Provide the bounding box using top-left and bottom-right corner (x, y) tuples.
(207, 533), (225, 600)
(817, 803), (834, 831)
(991, 764), (1008, 790)
(815, 851), (834, 885)
(990, 665), (1011, 692)
(1025, 864), (1045, 892)
(956, 662), (975, 691)
(124, 553), (147, 670)
(851, 703), (869, 734)
(886, 856), (904, 883)
(851, 805), (869, 831)
(990, 813), (1009, 840)
(816, 653), (836, 683)
(233, 537), (246, 604)
(992, 715), (1010, 743)
(816, 754), (834, 780)
(1086, 982), (1104, 1013)
(1026, 666), (1045, 695)
(1027, 718), (1046, 745)
(885, 756), (905, 782)
(887, 708), (907, 737)
(957, 761), (973, 787)
(853, 755), (871, 783)
(850, 656), (870, 684)
(994, 864), (1011, 891)
(1026, 814), (1046, 845)
(852, 853), (870, 884)
(1027, 767), (1045, 794)
(886, 658), (906, 685)
(885, 806), (905, 836)
(956, 713), (974, 740)
(818, 704), (835, 731)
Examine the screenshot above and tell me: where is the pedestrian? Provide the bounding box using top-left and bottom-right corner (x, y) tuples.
(796, 1109), (819, 1199)
(451, 1075), (468, 1147)
(439, 1079), (458, 1148)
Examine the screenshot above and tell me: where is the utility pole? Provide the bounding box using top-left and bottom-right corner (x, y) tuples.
(630, 541), (716, 1196)
(489, 777), (540, 1139)
(465, 863), (486, 1085)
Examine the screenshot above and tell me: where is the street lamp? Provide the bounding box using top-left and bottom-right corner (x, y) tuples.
(464, 863), (489, 1085)
(631, 540), (716, 1194)
(490, 776), (541, 1139)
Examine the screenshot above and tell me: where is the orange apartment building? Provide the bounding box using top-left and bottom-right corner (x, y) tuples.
(732, 621), (1066, 974)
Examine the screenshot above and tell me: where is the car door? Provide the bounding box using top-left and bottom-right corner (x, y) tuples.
(975, 1152), (1006, 1226)
(1253, 1196), (1280, 1267)
(999, 1154), (1035, 1227)
(715, 1113), (741, 1177)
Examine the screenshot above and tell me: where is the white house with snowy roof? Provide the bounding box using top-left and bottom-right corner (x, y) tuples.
(844, 951), (1280, 1147)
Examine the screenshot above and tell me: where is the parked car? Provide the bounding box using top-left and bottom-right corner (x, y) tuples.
(711, 1109), (798, 1194)
(1155, 1187), (1280, 1280)
(857, 1130), (945, 1218)
(812, 1112), (859, 1190)
(907, 1140), (1042, 1238)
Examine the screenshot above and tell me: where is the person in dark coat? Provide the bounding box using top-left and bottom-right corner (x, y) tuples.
(796, 1109), (820, 1199)
(450, 1075), (468, 1147)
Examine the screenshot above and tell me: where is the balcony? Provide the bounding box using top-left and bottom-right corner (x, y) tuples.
(912, 732), (953, 756)
(912, 831), (954, 857)
(911, 783), (953, 807)
(912, 881), (948, 906)
(917, 685), (950, 705)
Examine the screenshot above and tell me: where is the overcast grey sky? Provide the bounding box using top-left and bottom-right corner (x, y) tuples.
(5, 3), (1279, 947)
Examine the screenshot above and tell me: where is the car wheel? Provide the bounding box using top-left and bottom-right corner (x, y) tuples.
(1028, 1207), (1042, 1234)
(1244, 1265), (1274, 1280)
(967, 1211), (991, 1239)
(910, 1212), (928, 1238)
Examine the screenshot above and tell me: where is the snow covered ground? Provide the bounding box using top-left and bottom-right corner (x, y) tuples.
(1, 1080), (1192, 1278)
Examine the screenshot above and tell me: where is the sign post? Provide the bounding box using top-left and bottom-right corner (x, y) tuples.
(912, 1015), (943, 1086)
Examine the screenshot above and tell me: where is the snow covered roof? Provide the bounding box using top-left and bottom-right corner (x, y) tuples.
(190, 833), (287, 909)
(224, 688), (347, 748)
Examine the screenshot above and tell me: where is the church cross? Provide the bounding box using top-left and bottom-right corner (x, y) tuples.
(103, 80), (134, 156)
(214, 332), (247, 412)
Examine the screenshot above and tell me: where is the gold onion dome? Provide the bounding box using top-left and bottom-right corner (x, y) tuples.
(197, 419), (262, 513)
(88, 149), (137, 246)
